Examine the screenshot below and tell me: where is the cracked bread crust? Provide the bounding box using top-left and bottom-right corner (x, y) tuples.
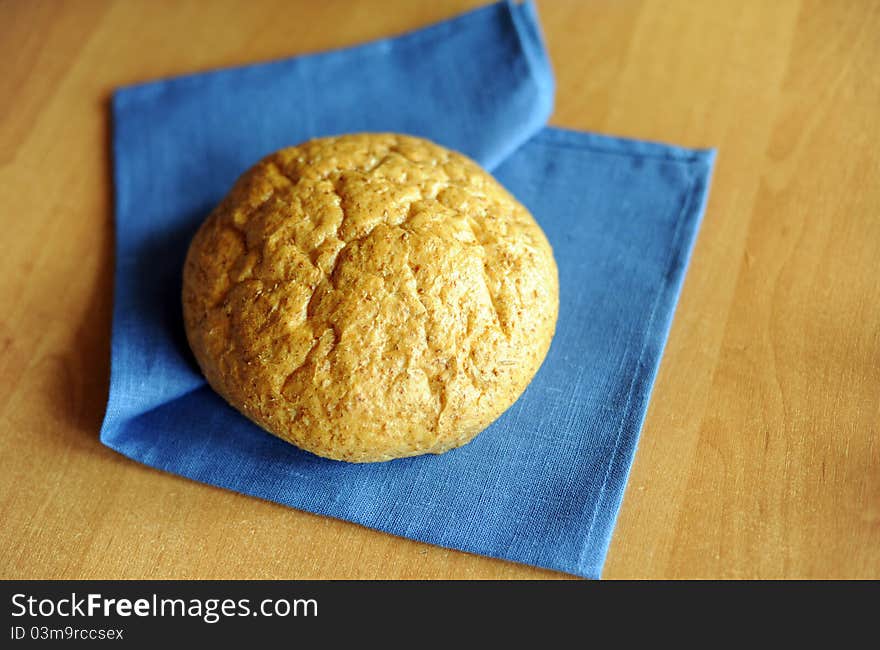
(182, 133), (558, 462)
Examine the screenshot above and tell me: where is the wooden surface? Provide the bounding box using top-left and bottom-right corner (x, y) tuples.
(1, 0), (878, 580)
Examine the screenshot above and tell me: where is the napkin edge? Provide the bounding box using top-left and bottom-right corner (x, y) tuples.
(585, 146), (717, 578)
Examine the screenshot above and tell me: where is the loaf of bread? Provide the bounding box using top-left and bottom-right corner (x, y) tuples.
(182, 133), (558, 462)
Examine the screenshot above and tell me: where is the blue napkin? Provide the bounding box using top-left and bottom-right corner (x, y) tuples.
(103, 0), (715, 578)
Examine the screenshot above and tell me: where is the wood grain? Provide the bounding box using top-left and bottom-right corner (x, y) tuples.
(0, 0), (877, 580)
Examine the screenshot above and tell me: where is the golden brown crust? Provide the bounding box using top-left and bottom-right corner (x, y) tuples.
(182, 133), (558, 462)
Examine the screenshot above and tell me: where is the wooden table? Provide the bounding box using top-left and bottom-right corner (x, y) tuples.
(2, 0), (878, 580)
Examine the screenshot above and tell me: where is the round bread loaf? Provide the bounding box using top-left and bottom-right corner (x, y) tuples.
(182, 133), (558, 462)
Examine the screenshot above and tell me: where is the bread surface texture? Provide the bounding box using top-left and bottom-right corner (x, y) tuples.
(182, 133), (558, 462)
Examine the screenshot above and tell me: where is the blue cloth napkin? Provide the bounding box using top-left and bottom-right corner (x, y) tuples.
(102, 0), (715, 578)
